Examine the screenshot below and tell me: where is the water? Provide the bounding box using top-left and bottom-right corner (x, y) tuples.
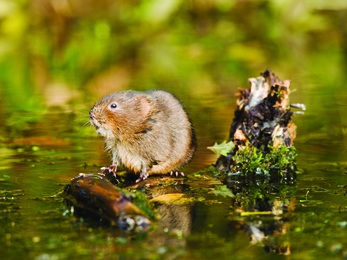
(1, 81), (347, 260)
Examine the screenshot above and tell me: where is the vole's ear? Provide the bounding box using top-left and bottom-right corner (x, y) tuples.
(139, 94), (154, 117)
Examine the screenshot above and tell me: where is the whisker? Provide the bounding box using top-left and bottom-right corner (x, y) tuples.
(86, 96), (93, 106)
(79, 104), (90, 110)
(69, 118), (89, 127)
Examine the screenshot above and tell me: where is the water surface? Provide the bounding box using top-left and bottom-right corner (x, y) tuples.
(1, 80), (347, 260)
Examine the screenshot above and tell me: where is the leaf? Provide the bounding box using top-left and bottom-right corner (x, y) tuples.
(151, 193), (198, 204)
(207, 140), (235, 156)
(210, 185), (234, 198)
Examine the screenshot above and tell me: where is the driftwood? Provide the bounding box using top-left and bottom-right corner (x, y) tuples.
(62, 174), (151, 231)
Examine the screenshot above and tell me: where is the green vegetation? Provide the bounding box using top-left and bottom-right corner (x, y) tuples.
(206, 139), (297, 207)
(208, 140), (235, 157)
(232, 143), (297, 176)
(210, 141), (297, 177)
(125, 188), (157, 221)
(211, 184), (235, 198)
(0, 0), (347, 128)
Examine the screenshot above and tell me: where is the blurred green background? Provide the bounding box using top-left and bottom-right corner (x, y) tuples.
(1, 0), (346, 112)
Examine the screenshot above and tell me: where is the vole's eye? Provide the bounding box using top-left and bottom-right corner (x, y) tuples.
(110, 103), (117, 109)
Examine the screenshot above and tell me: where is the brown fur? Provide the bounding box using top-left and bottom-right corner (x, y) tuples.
(90, 90), (197, 178)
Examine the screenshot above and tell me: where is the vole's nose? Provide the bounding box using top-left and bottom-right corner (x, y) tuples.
(89, 110), (95, 119)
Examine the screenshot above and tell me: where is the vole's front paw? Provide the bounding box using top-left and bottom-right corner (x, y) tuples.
(100, 164), (117, 176)
(99, 164), (118, 184)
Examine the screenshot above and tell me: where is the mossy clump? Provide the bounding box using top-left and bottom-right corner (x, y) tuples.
(125, 188), (157, 221)
(212, 142), (297, 209)
(231, 142), (297, 177)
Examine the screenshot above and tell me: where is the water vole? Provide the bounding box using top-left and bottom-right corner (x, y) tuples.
(89, 90), (197, 182)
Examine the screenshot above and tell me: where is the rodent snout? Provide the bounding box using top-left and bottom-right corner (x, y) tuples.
(89, 110), (96, 119)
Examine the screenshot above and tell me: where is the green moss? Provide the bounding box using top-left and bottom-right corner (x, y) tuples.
(264, 145), (297, 170)
(123, 188), (157, 221)
(231, 142), (297, 177)
(208, 142), (297, 210)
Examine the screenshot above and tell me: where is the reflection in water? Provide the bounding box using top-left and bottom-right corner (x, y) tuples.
(135, 177), (193, 259)
(242, 220), (291, 255)
(219, 166), (297, 256)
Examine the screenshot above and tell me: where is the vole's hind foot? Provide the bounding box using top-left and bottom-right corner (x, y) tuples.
(169, 171), (185, 177)
(136, 172), (149, 183)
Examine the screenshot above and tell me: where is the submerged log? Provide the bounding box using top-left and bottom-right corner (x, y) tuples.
(62, 173), (152, 231)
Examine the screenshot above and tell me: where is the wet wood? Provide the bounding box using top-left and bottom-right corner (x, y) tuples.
(216, 69), (305, 168)
(62, 173), (151, 231)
